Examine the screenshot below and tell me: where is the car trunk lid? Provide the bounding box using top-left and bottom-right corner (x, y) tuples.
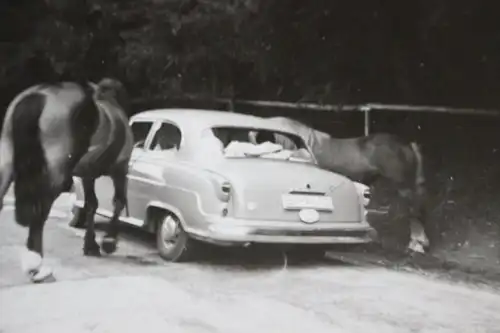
(207, 158), (362, 223)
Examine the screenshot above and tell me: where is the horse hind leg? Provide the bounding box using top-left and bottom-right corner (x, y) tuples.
(398, 188), (430, 254)
(81, 177), (101, 257)
(18, 159), (67, 283)
(101, 165), (128, 255)
(411, 189), (430, 254)
(0, 138), (14, 212)
(17, 182), (57, 283)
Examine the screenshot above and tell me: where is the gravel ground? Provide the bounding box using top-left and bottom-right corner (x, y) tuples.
(1, 195), (500, 332)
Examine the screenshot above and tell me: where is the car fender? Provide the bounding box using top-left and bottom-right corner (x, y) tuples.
(160, 163), (230, 213)
(144, 200), (187, 232)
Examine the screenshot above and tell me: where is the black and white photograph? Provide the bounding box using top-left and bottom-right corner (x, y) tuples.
(0, 0), (499, 332)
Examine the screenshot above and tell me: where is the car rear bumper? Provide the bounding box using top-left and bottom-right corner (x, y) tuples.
(185, 216), (377, 246)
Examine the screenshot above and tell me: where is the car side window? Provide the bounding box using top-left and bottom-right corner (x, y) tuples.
(130, 121), (154, 149)
(149, 122), (182, 152)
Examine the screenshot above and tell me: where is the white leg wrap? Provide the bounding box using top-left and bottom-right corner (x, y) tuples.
(30, 266), (54, 283)
(21, 250), (42, 274)
(20, 250), (55, 283)
(409, 220), (430, 250)
(408, 239), (425, 254)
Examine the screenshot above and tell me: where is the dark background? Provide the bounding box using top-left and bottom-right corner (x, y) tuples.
(2, 0), (500, 111)
(1, 0), (499, 265)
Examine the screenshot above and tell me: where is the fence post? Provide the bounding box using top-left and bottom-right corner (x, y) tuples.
(360, 105), (371, 136)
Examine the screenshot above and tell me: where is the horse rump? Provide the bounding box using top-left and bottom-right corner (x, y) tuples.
(11, 92), (50, 227)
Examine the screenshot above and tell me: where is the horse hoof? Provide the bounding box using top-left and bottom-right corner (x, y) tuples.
(407, 240), (426, 255)
(101, 237), (117, 254)
(83, 246), (101, 257)
(68, 217), (86, 229)
(30, 266), (56, 284)
(69, 220), (86, 229)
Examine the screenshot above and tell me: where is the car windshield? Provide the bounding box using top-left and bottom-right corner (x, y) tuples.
(200, 126), (315, 163)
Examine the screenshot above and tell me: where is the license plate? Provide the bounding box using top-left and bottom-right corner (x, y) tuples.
(281, 194), (334, 211)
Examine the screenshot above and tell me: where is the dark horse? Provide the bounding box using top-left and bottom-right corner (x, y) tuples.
(0, 78), (134, 283)
(269, 116), (429, 254)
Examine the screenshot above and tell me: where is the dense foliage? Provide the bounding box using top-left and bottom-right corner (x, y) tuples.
(1, 0), (499, 111)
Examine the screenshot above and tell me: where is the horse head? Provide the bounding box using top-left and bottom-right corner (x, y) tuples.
(92, 78), (130, 114)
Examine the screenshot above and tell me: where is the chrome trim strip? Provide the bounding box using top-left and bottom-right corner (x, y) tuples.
(73, 200), (144, 227)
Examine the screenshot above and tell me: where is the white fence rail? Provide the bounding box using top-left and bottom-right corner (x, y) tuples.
(134, 95), (500, 135)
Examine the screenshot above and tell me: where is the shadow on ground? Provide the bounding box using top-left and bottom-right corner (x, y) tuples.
(87, 218), (500, 289)
(88, 221), (355, 272)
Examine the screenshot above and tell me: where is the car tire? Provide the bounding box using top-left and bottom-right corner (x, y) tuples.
(155, 213), (199, 262)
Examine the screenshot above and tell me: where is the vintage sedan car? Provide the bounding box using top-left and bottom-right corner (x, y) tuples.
(70, 108), (376, 262)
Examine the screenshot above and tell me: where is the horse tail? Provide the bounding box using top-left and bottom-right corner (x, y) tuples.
(410, 142), (425, 195)
(11, 93), (48, 227)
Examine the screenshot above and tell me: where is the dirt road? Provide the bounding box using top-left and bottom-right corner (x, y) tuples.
(1, 195), (500, 332)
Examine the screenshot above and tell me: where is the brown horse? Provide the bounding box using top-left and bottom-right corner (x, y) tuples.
(0, 78), (134, 283)
(269, 116), (429, 254)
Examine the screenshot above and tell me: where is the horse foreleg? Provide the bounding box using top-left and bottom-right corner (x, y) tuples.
(21, 196), (56, 283)
(101, 168), (127, 254)
(82, 178), (101, 257)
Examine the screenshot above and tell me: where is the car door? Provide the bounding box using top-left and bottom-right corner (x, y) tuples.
(94, 119), (156, 221)
(126, 121), (183, 223)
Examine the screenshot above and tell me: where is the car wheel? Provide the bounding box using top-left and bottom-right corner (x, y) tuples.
(287, 245), (327, 261)
(155, 214), (199, 262)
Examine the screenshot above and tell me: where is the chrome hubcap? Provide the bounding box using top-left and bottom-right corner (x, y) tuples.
(160, 216), (180, 250)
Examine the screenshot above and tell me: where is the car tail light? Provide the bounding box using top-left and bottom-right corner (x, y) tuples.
(353, 182), (371, 207)
(219, 181), (232, 202)
(221, 182), (231, 195)
(362, 188), (371, 203)
(210, 173), (232, 203)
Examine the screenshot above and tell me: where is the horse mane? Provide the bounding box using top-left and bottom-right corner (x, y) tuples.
(267, 115), (331, 150)
(287, 117), (332, 146)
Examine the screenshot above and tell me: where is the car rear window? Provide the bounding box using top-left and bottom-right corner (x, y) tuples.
(211, 126), (307, 149)
(206, 126), (314, 163)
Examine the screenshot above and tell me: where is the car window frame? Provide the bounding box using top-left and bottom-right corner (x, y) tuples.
(146, 120), (184, 153)
(129, 119), (156, 150)
(209, 125), (306, 148)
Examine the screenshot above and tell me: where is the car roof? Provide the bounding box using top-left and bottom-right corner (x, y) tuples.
(131, 108), (298, 135)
